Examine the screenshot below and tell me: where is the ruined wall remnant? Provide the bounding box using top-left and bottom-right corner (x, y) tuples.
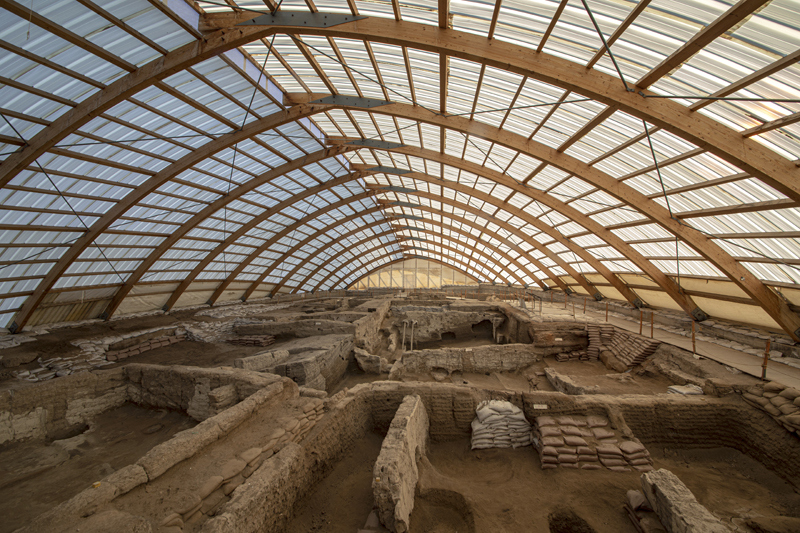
(269, 334), (354, 391)
(233, 350), (291, 372)
(233, 319), (355, 338)
(373, 394), (430, 533)
(397, 344), (540, 377)
(125, 364), (289, 421)
(354, 300), (393, 354)
(641, 469), (731, 533)
(0, 368), (128, 444)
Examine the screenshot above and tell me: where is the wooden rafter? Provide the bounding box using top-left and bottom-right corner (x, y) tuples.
(343, 256), (482, 290)
(291, 228), (519, 293)
(636, 0), (771, 89)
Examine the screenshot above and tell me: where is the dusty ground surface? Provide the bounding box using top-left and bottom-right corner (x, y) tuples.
(0, 403), (195, 533)
(286, 430), (387, 532)
(549, 359), (677, 395)
(111, 395), (313, 531)
(417, 439), (640, 533)
(414, 439), (800, 533)
(651, 447), (800, 527)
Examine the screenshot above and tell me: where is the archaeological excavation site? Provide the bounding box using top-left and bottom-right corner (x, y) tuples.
(2, 289), (800, 533)
(2, 0), (800, 532)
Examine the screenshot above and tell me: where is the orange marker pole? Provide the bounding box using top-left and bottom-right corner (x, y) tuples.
(762, 339), (771, 381)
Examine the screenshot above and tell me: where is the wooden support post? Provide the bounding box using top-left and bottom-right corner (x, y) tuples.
(762, 339), (771, 381)
(692, 321), (696, 354)
(583, 297), (587, 314)
(605, 302), (608, 321)
(564, 294), (567, 308)
(650, 312), (654, 338)
(572, 302), (575, 316)
(639, 310), (643, 335)
(551, 291), (553, 303)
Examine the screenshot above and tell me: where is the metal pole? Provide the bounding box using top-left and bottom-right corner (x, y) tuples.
(762, 339), (771, 380)
(583, 297), (586, 314)
(691, 321), (696, 354)
(605, 302), (609, 321)
(639, 310), (643, 335)
(650, 312), (654, 338)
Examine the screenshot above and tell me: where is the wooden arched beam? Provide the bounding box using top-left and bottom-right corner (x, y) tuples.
(223, 202), (557, 304)
(306, 101), (800, 337)
(288, 199), (582, 297)
(9, 102), (799, 338)
(345, 256), (481, 289)
(307, 229), (516, 289)
(100, 146), (352, 319)
(8, 102), (324, 332)
(3, 15), (796, 204)
(159, 179), (374, 313)
(270, 222), (532, 295)
(312, 242), (497, 293)
(207, 205), (386, 305)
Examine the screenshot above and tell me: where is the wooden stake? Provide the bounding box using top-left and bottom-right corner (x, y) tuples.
(762, 339), (771, 381)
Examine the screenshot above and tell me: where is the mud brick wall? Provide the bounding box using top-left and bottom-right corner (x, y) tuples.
(399, 344), (540, 375)
(373, 395), (430, 532)
(616, 397), (800, 486)
(125, 364), (288, 421)
(234, 319), (355, 338)
(0, 368), (127, 444)
(106, 330), (186, 361)
(202, 389), (373, 533)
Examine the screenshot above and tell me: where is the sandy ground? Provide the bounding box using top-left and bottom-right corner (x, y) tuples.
(411, 440), (800, 533)
(0, 403), (195, 533)
(287, 430), (387, 532)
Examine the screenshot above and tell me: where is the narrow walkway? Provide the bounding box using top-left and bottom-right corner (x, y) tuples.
(531, 301), (800, 390)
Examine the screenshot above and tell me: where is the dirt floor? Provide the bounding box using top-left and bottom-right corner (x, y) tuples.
(408, 440), (800, 533)
(286, 430), (387, 532)
(547, 360), (677, 395)
(0, 403), (196, 533)
(417, 439), (641, 533)
(651, 447), (800, 526)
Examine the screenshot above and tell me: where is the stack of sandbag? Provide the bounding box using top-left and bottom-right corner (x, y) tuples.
(531, 414), (653, 472)
(471, 400), (532, 450)
(742, 381), (800, 436)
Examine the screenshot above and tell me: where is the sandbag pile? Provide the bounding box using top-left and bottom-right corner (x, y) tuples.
(531, 414), (653, 472)
(471, 400), (532, 450)
(742, 381), (800, 436)
(606, 330), (661, 367)
(555, 350), (588, 362)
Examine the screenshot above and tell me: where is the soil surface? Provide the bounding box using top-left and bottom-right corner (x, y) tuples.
(548, 360), (676, 395)
(651, 447), (800, 526)
(0, 403), (195, 533)
(286, 430), (386, 532)
(416, 439), (640, 533)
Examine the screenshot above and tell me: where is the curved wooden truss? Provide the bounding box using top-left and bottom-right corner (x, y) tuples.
(2, 15), (795, 203)
(2, 8), (799, 340)
(10, 97), (798, 337)
(256, 210), (554, 297)
(344, 256), (482, 290)
(271, 221), (534, 295)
